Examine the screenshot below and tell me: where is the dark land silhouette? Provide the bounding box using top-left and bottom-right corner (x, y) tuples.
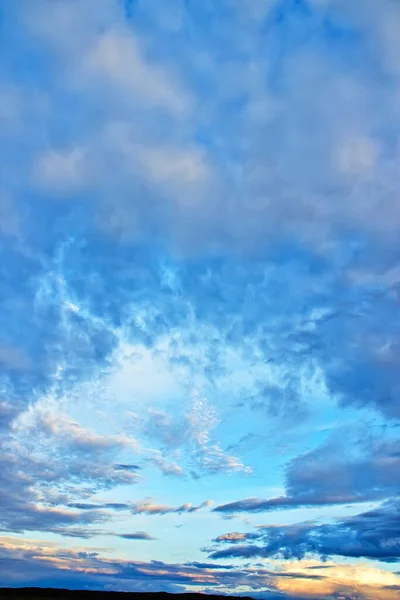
(0, 590), (254, 600)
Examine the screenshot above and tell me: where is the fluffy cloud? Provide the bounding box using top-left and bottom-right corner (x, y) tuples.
(2, 0), (400, 255)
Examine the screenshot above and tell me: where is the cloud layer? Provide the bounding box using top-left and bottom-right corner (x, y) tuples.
(0, 0), (399, 598)
(210, 500), (400, 563)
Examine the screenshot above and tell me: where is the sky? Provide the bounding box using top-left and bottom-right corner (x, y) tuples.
(0, 0), (400, 599)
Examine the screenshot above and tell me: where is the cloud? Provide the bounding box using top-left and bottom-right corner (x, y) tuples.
(1, 537), (399, 599)
(85, 28), (192, 116)
(270, 559), (400, 600)
(147, 449), (185, 478)
(129, 394), (251, 477)
(117, 531), (155, 540)
(283, 434), (400, 504)
(0, 426), (120, 539)
(0, 400), (20, 430)
(34, 148), (87, 193)
(186, 394), (252, 475)
(0, 403), (142, 536)
(214, 496), (352, 514)
(4, 0), (399, 256)
(130, 499), (213, 516)
(142, 408), (188, 449)
(66, 498), (213, 518)
(210, 499), (400, 563)
(215, 432), (400, 513)
(0, 453), (107, 535)
(1, 0), (400, 593)
(8, 406), (141, 495)
(216, 533), (250, 543)
(26, 409), (138, 453)
(67, 503), (130, 511)
(0, 537), (258, 591)
(19, 0), (190, 117)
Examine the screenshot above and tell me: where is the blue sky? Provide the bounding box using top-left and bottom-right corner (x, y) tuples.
(0, 0), (400, 598)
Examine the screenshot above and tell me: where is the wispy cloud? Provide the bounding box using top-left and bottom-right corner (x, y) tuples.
(130, 499), (213, 516)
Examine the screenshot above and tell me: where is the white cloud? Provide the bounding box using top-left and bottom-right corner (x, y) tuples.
(108, 341), (184, 406)
(2, 0), (400, 257)
(34, 148), (87, 192)
(274, 559), (400, 600)
(132, 144), (210, 194)
(187, 394), (252, 475)
(86, 29), (192, 116)
(147, 450), (185, 478)
(335, 135), (379, 178)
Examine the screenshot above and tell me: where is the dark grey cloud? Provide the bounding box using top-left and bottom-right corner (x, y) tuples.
(284, 435), (400, 502)
(68, 502), (130, 511)
(184, 562), (235, 570)
(210, 500), (400, 563)
(315, 291), (400, 421)
(113, 463), (141, 471)
(214, 495), (356, 514)
(117, 532), (155, 540)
